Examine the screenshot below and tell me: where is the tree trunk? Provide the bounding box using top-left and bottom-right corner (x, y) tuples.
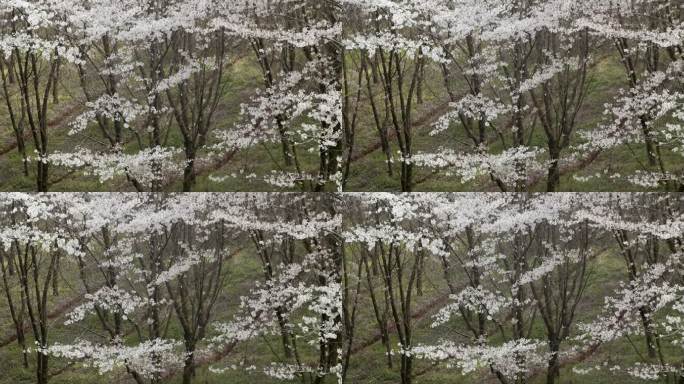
(639, 307), (657, 359)
(546, 348), (559, 384)
(182, 152), (196, 192)
(17, 326), (28, 368)
(401, 161), (413, 192)
(36, 351), (49, 384)
(182, 343), (196, 384)
(19, 135), (29, 176)
(37, 160), (49, 192)
(400, 354), (412, 384)
(52, 61), (60, 104)
(276, 311), (293, 358)
(52, 254), (59, 296)
(546, 146), (560, 192)
(276, 115), (293, 166)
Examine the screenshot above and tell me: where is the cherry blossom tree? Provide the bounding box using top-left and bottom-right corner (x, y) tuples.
(0, 1), (80, 191)
(0, 193), (83, 383)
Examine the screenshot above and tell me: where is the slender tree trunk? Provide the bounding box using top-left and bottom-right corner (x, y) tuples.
(37, 161), (49, 192)
(52, 60), (60, 104)
(182, 340), (196, 384)
(639, 307), (657, 358)
(401, 161), (413, 192)
(400, 354), (413, 384)
(546, 339), (560, 384)
(277, 311), (293, 358)
(546, 145), (560, 192)
(37, 351), (49, 384)
(182, 144), (196, 192)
